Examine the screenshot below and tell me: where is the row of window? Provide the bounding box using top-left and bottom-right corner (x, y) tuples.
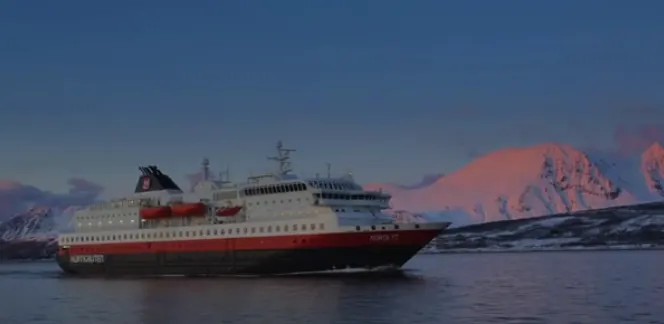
(314, 193), (388, 201)
(89, 198), (147, 211)
(62, 223), (326, 244)
(308, 180), (362, 191)
(77, 218), (138, 228)
(79, 211), (139, 220)
(247, 197), (309, 206)
(243, 182), (307, 196)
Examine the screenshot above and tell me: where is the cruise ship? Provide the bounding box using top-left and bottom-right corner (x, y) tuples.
(56, 142), (451, 276)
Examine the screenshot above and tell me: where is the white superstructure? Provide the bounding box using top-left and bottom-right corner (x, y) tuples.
(59, 141), (400, 246)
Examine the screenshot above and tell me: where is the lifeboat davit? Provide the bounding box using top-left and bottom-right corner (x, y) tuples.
(140, 206), (172, 219)
(171, 202), (207, 217)
(216, 206), (243, 217)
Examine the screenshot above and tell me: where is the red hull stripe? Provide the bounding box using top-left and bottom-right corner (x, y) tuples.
(62, 229), (439, 256)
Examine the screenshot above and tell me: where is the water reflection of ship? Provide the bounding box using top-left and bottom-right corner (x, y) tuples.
(136, 275), (428, 324)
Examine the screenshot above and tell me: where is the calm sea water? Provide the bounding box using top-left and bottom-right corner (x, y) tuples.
(1, 251), (663, 324)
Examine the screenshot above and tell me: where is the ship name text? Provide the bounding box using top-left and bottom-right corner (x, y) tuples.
(70, 255), (105, 264)
(369, 234), (399, 242)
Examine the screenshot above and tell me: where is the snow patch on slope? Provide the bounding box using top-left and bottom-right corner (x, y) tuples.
(642, 142), (664, 197)
(0, 205), (80, 241)
(367, 142), (664, 225)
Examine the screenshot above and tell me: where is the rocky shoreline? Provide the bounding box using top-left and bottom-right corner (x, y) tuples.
(430, 201), (664, 252)
(0, 238), (57, 261)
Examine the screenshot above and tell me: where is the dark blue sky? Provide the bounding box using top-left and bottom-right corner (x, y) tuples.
(1, 0), (663, 197)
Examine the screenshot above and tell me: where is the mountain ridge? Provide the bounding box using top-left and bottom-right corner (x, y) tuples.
(365, 141), (664, 225)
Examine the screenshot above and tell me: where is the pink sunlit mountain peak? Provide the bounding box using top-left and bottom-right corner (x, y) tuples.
(366, 142), (664, 225)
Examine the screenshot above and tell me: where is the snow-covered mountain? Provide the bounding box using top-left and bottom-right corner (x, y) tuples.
(365, 142), (664, 225)
(0, 207), (58, 240)
(0, 206), (78, 241)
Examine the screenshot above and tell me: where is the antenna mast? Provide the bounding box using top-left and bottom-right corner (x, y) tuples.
(201, 158), (210, 181)
(326, 163), (331, 178)
(267, 140), (296, 178)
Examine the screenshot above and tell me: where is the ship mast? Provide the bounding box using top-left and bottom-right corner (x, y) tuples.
(219, 165), (230, 182)
(201, 157), (210, 181)
(267, 140), (296, 178)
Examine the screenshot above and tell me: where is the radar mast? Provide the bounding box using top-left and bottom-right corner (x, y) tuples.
(267, 140), (296, 178)
(201, 157), (210, 181)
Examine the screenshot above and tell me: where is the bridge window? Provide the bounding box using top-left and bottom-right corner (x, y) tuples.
(244, 182), (308, 196)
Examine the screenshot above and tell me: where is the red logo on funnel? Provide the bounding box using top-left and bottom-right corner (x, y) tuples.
(142, 177), (150, 190)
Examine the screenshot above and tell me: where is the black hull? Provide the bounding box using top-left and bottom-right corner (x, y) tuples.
(56, 244), (425, 277)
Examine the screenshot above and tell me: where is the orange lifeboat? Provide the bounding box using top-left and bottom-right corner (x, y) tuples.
(140, 206), (172, 219)
(171, 202), (207, 217)
(216, 206), (243, 217)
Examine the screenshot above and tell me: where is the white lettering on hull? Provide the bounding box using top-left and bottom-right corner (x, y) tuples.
(369, 234), (399, 242)
(70, 255), (105, 264)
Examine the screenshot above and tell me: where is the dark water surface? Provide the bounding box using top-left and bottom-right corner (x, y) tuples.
(1, 251), (663, 324)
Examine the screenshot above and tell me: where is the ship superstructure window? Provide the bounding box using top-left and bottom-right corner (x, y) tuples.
(313, 192), (388, 202)
(307, 181), (362, 190)
(243, 182), (307, 196)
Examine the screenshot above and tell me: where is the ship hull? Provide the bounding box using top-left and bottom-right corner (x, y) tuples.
(56, 245), (425, 276)
(56, 225), (447, 277)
